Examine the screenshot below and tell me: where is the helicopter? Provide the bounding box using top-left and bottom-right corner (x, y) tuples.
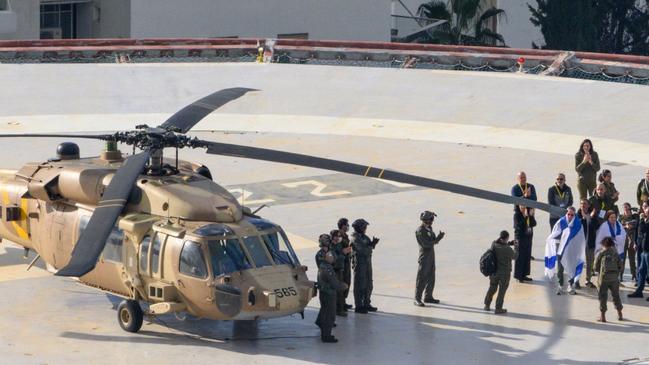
(0, 88), (565, 333)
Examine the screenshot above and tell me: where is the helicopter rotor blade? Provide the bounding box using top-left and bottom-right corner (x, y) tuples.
(0, 133), (113, 140)
(55, 150), (150, 277)
(158, 88), (258, 134)
(201, 140), (566, 216)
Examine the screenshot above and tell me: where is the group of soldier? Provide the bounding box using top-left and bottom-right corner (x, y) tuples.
(315, 214), (445, 342)
(315, 138), (649, 342)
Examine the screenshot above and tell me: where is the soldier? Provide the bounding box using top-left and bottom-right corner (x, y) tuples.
(484, 231), (518, 314)
(414, 211), (445, 306)
(351, 218), (379, 313)
(575, 139), (600, 200)
(330, 229), (351, 316)
(337, 218), (353, 310)
(636, 169), (649, 207)
(594, 237), (623, 322)
(316, 251), (348, 343)
(315, 234), (332, 268)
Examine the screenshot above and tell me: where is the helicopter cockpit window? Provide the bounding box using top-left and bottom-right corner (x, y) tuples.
(78, 215), (124, 263)
(241, 236), (273, 268)
(260, 231), (300, 266)
(179, 241), (208, 278)
(208, 238), (252, 276)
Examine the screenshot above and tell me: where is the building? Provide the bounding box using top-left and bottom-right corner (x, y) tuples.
(0, 0), (543, 49)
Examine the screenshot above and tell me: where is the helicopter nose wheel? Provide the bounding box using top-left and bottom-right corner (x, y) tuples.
(117, 300), (144, 333)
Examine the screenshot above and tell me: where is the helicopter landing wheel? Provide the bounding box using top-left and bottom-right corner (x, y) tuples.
(117, 300), (143, 333)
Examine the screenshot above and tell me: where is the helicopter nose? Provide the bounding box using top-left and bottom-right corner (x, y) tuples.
(214, 284), (242, 318)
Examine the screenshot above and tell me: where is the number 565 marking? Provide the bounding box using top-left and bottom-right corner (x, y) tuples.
(274, 287), (298, 298)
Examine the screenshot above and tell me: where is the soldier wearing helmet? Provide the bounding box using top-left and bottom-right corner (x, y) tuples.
(414, 210), (445, 307)
(337, 218), (353, 311)
(351, 218), (379, 313)
(316, 251), (348, 343)
(315, 233), (332, 268)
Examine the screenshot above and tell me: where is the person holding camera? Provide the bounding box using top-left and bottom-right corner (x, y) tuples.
(414, 211), (445, 307)
(484, 230), (518, 314)
(351, 218), (379, 313)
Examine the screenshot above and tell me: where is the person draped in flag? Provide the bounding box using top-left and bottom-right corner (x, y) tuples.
(545, 207), (586, 295)
(595, 210), (626, 258)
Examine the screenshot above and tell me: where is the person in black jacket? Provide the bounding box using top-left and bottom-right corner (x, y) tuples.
(548, 173), (574, 229)
(513, 205), (536, 283)
(578, 199), (598, 288)
(629, 202), (649, 299)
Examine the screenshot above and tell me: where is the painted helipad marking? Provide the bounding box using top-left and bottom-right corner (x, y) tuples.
(0, 113), (647, 167)
(284, 231), (316, 250)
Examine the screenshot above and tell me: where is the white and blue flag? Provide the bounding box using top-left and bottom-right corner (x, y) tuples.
(545, 215), (586, 281)
(595, 220), (626, 258)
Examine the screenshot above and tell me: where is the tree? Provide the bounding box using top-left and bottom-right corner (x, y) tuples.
(529, 0), (649, 55)
(415, 0), (507, 46)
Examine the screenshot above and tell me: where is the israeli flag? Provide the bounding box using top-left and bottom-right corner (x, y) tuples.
(545, 215), (586, 281)
(595, 221), (626, 258)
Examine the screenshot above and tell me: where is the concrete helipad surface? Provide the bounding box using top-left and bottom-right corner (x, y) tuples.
(1, 62), (649, 365)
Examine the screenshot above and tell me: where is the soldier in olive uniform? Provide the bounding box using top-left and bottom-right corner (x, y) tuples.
(594, 237), (623, 322)
(414, 211), (445, 306)
(337, 218), (353, 310)
(351, 218), (379, 313)
(316, 251), (348, 343)
(315, 234), (332, 267)
(484, 231), (518, 314)
(330, 229), (351, 316)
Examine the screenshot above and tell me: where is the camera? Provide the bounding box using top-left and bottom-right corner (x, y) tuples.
(508, 240), (517, 246)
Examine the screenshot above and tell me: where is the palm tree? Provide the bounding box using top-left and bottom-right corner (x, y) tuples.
(415, 0), (507, 46)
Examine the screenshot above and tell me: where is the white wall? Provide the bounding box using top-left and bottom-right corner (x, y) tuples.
(0, 0), (39, 40)
(129, 0), (391, 41)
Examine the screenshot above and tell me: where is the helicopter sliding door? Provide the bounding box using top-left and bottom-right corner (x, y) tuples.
(76, 213), (131, 297)
(138, 232), (177, 302)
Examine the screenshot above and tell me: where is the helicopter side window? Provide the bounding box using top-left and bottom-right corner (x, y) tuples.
(208, 238), (252, 276)
(260, 231), (299, 266)
(179, 241), (208, 278)
(241, 236), (273, 268)
(140, 236), (151, 273)
(78, 215), (123, 263)
(150, 234), (164, 275)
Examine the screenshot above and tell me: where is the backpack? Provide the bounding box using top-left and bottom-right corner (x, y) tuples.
(602, 252), (618, 274)
(480, 248), (498, 276)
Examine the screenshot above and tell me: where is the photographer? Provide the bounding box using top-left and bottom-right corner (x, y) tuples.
(484, 231), (518, 314)
(414, 211), (445, 307)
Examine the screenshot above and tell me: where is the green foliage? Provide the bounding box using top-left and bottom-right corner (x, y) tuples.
(529, 0), (649, 55)
(415, 0), (507, 46)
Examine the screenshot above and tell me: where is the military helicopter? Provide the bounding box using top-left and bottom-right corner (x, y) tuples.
(0, 88), (564, 333)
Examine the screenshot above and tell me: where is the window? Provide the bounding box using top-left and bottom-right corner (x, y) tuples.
(150, 234), (164, 274)
(40, 3), (76, 39)
(208, 238), (251, 276)
(260, 231), (299, 266)
(140, 236), (151, 273)
(179, 241), (208, 278)
(241, 236), (273, 267)
(78, 215), (123, 263)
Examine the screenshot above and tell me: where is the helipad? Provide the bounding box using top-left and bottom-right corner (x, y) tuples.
(1, 60), (648, 365)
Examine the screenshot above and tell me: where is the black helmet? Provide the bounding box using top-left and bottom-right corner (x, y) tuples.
(352, 218), (369, 232)
(420, 211), (436, 221)
(318, 234), (332, 247)
(337, 217), (349, 229)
